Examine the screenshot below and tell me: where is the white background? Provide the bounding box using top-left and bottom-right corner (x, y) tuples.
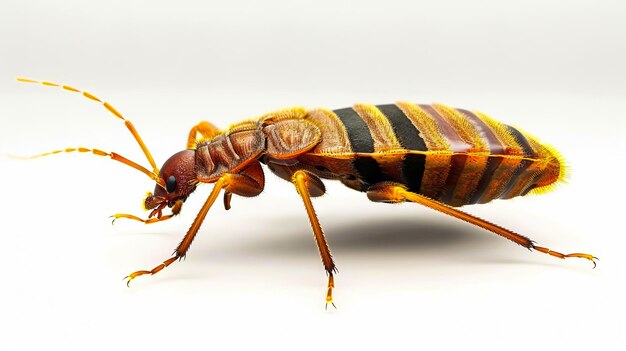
(0, 1), (625, 350)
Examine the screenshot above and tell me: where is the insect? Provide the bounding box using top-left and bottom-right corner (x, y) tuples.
(16, 78), (596, 308)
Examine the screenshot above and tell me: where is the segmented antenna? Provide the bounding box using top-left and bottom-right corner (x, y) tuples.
(11, 147), (163, 185)
(16, 78), (159, 175)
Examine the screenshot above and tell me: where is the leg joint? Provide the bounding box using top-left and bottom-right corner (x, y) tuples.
(367, 182), (407, 203)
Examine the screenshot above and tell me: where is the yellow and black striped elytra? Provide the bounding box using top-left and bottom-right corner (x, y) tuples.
(299, 103), (562, 207)
(16, 78), (597, 309)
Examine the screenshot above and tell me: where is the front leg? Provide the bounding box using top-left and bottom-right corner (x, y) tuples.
(125, 162), (265, 285)
(112, 213), (175, 224)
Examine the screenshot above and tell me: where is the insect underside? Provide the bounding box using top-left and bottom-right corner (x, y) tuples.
(16, 78), (597, 309)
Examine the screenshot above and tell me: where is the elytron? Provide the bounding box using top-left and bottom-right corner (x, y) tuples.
(16, 78), (596, 308)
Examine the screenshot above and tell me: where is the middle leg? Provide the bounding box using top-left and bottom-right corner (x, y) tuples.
(187, 121), (220, 149)
(291, 170), (337, 309)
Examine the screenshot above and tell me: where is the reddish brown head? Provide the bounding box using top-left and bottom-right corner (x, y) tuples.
(145, 150), (198, 210)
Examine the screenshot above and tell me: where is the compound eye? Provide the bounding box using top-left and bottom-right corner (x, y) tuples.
(166, 175), (177, 193)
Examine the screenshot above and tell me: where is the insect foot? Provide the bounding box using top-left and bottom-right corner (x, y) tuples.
(124, 270), (151, 287)
(125, 256), (178, 286)
(533, 246), (599, 269)
(325, 273), (337, 310)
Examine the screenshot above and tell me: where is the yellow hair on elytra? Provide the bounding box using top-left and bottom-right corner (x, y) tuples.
(433, 103), (488, 152)
(472, 110), (525, 156)
(527, 142), (570, 196)
(513, 127), (570, 196)
(396, 101), (451, 151)
(471, 109), (569, 196)
(353, 103), (401, 152)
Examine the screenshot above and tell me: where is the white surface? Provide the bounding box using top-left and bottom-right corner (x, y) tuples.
(0, 1), (625, 350)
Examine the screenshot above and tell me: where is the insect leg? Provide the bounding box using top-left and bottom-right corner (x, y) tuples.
(125, 165), (265, 285)
(17, 78), (160, 176)
(366, 182), (597, 267)
(223, 191), (233, 210)
(291, 170), (337, 309)
(187, 121), (220, 149)
(197, 161), (265, 210)
(112, 213), (176, 224)
(112, 200), (183, 224)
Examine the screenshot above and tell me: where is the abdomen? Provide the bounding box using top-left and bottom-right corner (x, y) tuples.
(299, 102), (565, 207)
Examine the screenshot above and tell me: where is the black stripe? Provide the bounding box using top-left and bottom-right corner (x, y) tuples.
(403, 153), (426, 193)
(499, 160), (533, 198)
(353, 156), (384, 188)
(505, 125), (534, 158)
(468, 156), (503, 204)
(520, 174), (541, 196)
(521, 185), (536, 196)
(439, 154), (467, 204)
(376, 104), (427, 151)
(333, 107), (375, 153)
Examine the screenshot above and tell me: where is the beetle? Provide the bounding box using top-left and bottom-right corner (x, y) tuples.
(16, 78), (596, 308)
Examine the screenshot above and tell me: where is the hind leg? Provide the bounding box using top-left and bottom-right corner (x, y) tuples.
(366, 182), (597, 267)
